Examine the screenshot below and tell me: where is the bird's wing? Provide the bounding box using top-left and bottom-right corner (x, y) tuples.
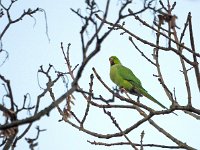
(117, 65), (142, 88)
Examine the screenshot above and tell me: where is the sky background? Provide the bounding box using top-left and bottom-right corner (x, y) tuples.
(1, 0), (200, 149)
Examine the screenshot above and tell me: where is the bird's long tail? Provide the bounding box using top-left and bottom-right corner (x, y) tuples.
(143, 92), (168, 109)
(141, 90), (178, 116)
(135, 87), (167, 109)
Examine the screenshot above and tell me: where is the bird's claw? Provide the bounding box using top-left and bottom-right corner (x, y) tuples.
(120, 87), (127, 93)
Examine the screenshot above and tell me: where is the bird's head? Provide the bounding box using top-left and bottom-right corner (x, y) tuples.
(109, 56), (121, 66)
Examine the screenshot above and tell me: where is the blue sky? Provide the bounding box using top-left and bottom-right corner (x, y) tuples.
(1, 0), (200, 149)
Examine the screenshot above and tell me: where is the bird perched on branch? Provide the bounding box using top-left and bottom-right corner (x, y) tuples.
(109, 56), (168, 110)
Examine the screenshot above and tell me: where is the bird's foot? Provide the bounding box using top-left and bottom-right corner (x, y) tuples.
(137, 96), (140, 103)
(119, 88), (132, 99)
(119, 87), (127, 93)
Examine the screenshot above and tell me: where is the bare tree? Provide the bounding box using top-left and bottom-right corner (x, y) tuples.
(0, 0), (200, 149)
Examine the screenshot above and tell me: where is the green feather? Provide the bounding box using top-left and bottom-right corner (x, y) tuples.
(109, 56), (167, 109)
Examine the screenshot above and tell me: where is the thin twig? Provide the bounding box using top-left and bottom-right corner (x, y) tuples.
(103, 108), (139, 150)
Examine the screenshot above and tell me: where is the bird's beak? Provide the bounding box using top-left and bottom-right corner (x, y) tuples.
(109, 57), (114, 66)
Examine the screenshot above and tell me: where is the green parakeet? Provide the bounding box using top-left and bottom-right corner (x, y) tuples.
(109, 56), (167, 109)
